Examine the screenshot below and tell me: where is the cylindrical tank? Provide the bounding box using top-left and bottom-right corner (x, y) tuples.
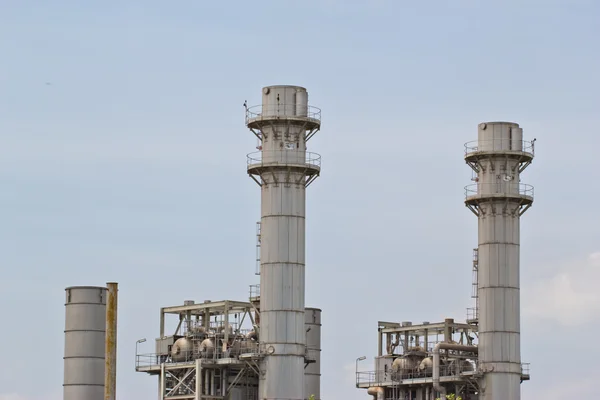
(171, 338), (193, 362)
(296, 89), (308, 117)
(200, 338), (214, 358)
(305, 308), (322, 400)
(392, 357), (417, 372)
(64, 286), (107, 400)
(418, 357), (433, 371)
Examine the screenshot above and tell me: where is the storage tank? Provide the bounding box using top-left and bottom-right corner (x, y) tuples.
(63, 286), (107, 400)
(418, 357), (433, 372)
(305, 307), (322, 400)
(200, 338), (215, 358)
(171, 338), (193, 362)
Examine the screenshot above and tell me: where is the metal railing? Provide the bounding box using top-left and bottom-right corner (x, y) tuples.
(464, 139), (535, 156)
(356, 361), (477, 386)
(465, 183), (534, 199)
(136, 341), (261, 369)
(245, 104), (321, 124)
(247, 150), (321, 169)
(356, 361), (531, 387)
(466, 307), (478, 321)
(249, 284), (260, 300)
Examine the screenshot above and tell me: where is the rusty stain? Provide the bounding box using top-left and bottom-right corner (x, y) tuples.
(105, 282), (118, 400)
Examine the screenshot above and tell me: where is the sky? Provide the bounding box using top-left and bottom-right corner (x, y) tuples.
(0, 0), (599, 399)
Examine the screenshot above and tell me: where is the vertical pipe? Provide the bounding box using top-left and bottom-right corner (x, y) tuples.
(204, 369), (210, 395)
(105, 282), (118, 400)
(195, 359), (202, 400)
(159, 363), (165, 400)
(211, 370), (216, 395)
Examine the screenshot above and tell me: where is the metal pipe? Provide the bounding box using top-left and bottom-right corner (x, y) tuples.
(425, 386), (430, 400)
(195, 360), (202, 400)
(211, 370), (216, 395)
(105, 282), (118, 400)
(204, 369), (209, 395)
(432, 343), (477, 397)
(367, 386), (384, 400)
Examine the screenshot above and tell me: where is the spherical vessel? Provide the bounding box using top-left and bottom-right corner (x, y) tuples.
(171, 338), (193, 362)
(419, 357), (433, 371)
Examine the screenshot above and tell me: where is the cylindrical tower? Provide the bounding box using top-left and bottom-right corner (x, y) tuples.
(64, 286), (107, 400)
(305, 308), (322, 400)
(246, 85), (321, 400)
(464, 122), (535, 400)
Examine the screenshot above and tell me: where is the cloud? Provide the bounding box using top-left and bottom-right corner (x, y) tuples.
(523, 252), (600, 326)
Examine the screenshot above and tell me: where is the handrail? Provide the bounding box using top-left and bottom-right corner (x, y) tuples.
(247, 150), (321, 168)
(245, 104), (321, 124)
(464, 139), (535, 156)
(465, 183), (534, 199)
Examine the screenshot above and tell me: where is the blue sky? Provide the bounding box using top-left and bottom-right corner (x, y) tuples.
(1, 1), (599, 399)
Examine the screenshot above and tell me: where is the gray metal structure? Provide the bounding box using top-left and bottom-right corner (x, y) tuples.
(464, 122), (534, 400)
(355, 121), (535, 400)
(64, 286), (108, 400)
(246, 85), (321, 400)
(135, 295), (322, 400)
(305, 308), (322, 400)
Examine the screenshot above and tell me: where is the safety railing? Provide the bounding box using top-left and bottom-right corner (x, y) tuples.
(465, 183), (534, 199)
(356, 371), (388, 386)
(249, 284), (260, 301)
(136, 341), (262, 369)
(466, 307), (478, 321)
(521, 363), (531, 377)
(464, 139), (535, 157)
(357, 360), (477, 387)
(245, 104), (321, 124)
(247, 150), (321, 169)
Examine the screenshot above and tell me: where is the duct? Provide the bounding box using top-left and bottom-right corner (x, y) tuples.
(432, 343), (478, 397)
(367, 386), (384, 400)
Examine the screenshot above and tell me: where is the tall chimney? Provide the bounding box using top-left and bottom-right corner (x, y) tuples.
(245, 85), (322, 400)
(464, 122), (535, 399)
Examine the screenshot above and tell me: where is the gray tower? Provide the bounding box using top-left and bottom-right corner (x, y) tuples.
(464, 122), (534, 400)
(64, 286), (107, 400)
(246, 85), (321, 400)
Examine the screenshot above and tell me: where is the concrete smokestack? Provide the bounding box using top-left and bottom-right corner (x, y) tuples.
(246, 85), (322, 400)
(464, 122), (535, 400)
(64, 286), (107, 400)
(105, 282), (118, 400)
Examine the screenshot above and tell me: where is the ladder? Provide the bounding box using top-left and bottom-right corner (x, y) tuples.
(255, 221), (261, 275)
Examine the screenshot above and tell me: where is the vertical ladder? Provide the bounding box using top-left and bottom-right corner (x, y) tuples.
(472, 248), (479, 320)
(255, 221), (261, 275)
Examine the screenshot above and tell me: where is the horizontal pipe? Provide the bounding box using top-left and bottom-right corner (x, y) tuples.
(433, 343), (478, 397)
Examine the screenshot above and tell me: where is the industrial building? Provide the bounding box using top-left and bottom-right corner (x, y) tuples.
(62, 91), (535, 400)
(355, 122), (535, 400)
(132, 85), (323, 400)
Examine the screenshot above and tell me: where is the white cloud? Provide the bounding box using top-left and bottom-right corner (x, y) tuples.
(523, 252), (600, 326)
